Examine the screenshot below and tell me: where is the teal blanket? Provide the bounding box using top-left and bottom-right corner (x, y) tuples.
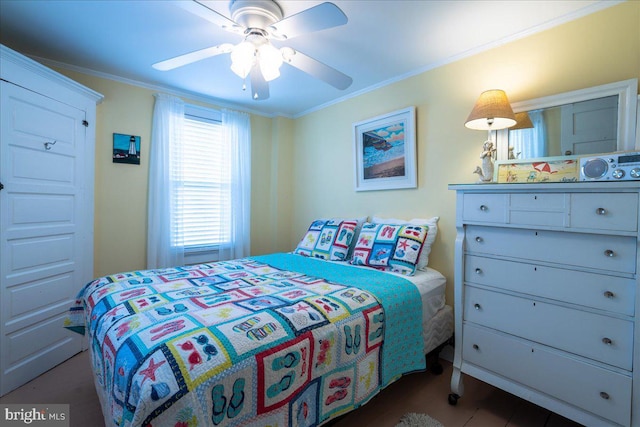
(254, 253), (426, 386)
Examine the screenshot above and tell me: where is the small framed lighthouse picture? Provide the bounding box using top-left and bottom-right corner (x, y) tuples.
(113, 133), (141, 165)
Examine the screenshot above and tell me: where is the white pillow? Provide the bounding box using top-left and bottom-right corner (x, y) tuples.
(371, 216), (439, 270)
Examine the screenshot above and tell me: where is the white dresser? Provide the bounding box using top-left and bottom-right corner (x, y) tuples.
(448, 182), (640, 427)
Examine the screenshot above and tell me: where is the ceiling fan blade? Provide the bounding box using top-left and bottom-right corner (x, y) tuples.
(269, 2), (347, 40)
(177, 0), (244, 34)
(250, 62), (270, 100)
(153, 44), (233, 71)
(284, 49), (352, 90)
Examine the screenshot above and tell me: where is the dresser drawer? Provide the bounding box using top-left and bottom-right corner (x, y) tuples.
(509, 193), (567, 227)
(465, 255), (635, 316)
(570, 193), (638, 232)
(466, 225), (636, 274)
(462, 193), (507, 223)
(463, 323), (632, 426)
(464, 286), (633, 370)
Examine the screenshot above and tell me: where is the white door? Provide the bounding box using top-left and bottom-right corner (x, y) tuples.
(560, 95), (618, 155)
(0, 81), (86, 396)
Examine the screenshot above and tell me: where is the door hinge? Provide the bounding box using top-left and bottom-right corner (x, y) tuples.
(82, 120), (89, 127)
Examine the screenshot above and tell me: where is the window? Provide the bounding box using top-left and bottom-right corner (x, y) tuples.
(148, 94), (250, 269)
(173, 105), (230, 259)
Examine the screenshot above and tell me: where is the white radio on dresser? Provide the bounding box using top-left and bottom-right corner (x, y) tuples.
(448, 182), (640, 427)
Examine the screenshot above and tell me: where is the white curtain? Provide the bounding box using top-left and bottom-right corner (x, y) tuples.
(218, 108), (251, 261)
(147, 93), (185, 269)
(511, 109), (547, 159)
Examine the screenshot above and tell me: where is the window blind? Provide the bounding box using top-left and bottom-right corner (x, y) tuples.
(172, 115), (231, 249)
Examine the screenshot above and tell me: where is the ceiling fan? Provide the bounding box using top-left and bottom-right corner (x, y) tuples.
(153, 0), (353, 100)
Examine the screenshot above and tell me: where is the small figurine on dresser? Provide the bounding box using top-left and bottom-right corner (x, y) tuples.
(473, 140), (496, 183)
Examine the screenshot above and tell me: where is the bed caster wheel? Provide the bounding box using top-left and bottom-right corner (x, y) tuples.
(448, 393), (459, 405)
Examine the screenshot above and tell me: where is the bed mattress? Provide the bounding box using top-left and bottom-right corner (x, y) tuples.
(393, 267), (446, 321)
(395, 267), (451, 353)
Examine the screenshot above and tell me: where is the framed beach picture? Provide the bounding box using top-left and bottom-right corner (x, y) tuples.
(113, 133), (141, 165)
(353, 106), (417, 191)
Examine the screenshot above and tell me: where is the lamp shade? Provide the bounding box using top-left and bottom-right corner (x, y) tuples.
(510, 111), (534, 130)
(465, 89), (517, 130)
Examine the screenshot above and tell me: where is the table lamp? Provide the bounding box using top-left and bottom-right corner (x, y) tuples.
(465, 89), (517, 182)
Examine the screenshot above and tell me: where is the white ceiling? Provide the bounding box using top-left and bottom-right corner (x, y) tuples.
(0, 0), (616, 117)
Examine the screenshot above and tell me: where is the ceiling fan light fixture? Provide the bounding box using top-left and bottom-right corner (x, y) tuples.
(159, 0), (352, 100)
(280, 46), (295, 63)
(258, 42), (283, 81)
(230, 40), (256, 78)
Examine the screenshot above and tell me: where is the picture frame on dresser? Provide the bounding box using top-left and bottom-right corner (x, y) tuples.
(448, 182), (640, 427)
(494, 156), (579, 183)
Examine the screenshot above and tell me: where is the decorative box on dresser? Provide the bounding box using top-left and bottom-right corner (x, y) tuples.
(448, 182), (640, 427)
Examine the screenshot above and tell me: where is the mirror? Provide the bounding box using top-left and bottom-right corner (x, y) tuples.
(496, 79), (638, 161)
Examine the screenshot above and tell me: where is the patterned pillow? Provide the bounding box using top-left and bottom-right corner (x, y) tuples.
(350, 222), (429, 275)
(294, 219), (358, 261)
(372, 216), (439, 270)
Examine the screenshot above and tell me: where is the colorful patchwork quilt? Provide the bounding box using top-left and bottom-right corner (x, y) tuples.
(65, 253), (425, 427)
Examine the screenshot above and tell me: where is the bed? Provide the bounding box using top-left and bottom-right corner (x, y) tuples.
(65, 218), (453, 427)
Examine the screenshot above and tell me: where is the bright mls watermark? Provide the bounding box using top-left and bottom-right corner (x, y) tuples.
(1, 404), (69, 426)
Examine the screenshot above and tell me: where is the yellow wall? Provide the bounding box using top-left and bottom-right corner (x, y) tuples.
(290, 1), (640, 305)
(52, 70), (285, 277)
(53, 2), (638, 301)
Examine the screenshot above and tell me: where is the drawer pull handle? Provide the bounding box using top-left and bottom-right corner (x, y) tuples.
(604, 291), (615, 299)
(602, 337), (613, 346)
(475, 268), (482, 274)
(600, 392), (610, 400)
(479, 205), (487, 211)
(475, 236), (483, 243)
(604, 249), (615, 257)
(596, 207), (607, 215)
(474, 303), (481, 310)
(472, 344), (479, 350)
